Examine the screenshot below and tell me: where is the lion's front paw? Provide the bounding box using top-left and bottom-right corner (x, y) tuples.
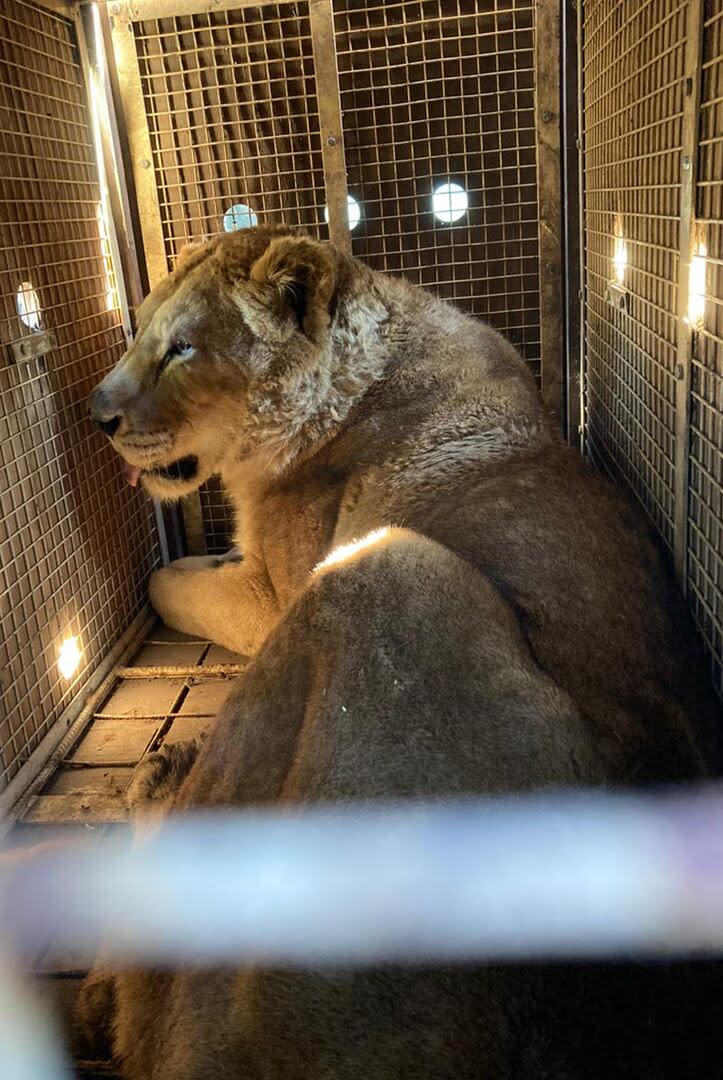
(148, 564), (185, 627)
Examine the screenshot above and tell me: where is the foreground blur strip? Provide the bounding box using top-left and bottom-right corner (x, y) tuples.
(0, 945), (69, 1080)
(3, 789), (723, 968)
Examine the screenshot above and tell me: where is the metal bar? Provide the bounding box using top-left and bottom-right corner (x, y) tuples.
(180, 492), (208, 556)
(76, 8), (134, 344)
(103, 0), (294, 19)
(91, 3), (146, 313)
(561, 0), (582, 447)
(117, 664), (247, 678)
(109, 5), (168, 288)
(673, 0), (705, 585)
(29, 0), (76, 16)
(309, 0), (351, 252)
(576, 0), (587, 457)
(535, 0), (564, 425)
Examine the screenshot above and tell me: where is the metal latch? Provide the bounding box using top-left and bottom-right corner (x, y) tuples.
(11, 330), (57, 363)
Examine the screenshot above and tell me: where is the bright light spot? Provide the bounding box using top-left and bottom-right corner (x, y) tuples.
(688, 240), (707, 329)
(432, 182), (468, 224)
(314, 527), (391, 574)
(58, 636), (82, 680)
(97, 203), (120, 311)
(324, 194), (361, 231)
(16, 281), (42, 331)
(223, 203), (258, 232)
(612, 217), (627, 286)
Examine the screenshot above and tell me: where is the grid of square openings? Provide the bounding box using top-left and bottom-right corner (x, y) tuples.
(581, 0), (685, 548)
(334, 0), (542, 374)
(0, 0), (160, 793)
(134, 3), (327, 270)
(690, 2), (723, 696)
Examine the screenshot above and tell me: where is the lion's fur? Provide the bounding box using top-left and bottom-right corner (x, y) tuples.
(83, 226), (723, 1078)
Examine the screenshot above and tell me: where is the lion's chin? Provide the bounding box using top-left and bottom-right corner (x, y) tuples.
(138, 454), (205, 500)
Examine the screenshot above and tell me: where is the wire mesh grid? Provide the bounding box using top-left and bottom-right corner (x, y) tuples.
(133, 2), (326, 549)
(134, 3), (327, 268)
(580, 0), (686, 550)
(334, 0), (541, 374)
(0, 0), (160, 794)
(690, 2), (723, 697)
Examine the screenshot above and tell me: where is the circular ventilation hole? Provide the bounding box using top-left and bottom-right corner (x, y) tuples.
(223, 203), (258, 232)
(324, 194), (361, 231)
(432, 182), (469, 224)
(16, 280), (42, 331)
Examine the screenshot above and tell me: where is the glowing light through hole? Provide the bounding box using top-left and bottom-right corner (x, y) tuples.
(223, 203), (259, 232)
(16, 281), (42, 331)
(688, 240), (707, 329)
(58, 636), (82, 680)
(432, 182), (468, 224)
(314, 528), (391, 574)
(612, 217), (627, 286)
(324, 194), (361, 231)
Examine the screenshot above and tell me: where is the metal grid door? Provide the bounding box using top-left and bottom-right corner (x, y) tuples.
(107, 0), (562, 554)
(690, 1), (723, 695)
(0, 0), (161, 804)
(579, 0), (723, 696)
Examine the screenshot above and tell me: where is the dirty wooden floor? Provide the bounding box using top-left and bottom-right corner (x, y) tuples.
(4, 621), (246, 1077)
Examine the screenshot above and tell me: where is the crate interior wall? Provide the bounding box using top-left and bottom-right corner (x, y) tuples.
(580, 0), (723, 696)
(0, 0), (160, 803)
(112, 0), (552, 554)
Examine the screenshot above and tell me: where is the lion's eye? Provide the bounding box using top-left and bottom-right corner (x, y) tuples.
(158, 340), (194, 376)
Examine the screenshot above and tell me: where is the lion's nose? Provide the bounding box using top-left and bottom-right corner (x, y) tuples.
(88, 387), (122, 438)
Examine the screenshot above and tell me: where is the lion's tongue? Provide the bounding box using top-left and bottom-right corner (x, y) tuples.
(123, 462), (142, 488)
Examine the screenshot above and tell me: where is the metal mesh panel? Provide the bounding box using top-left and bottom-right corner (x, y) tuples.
(334, 0), (541, 372)
(134, 3), (327, 268)
(133, 2), (326, 549)
(581, 0), (685, 548)
(690, 2), (723, 696)
(0, 0), (160, 793)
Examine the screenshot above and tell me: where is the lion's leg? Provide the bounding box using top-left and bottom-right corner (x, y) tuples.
(149, 558), (278, 655)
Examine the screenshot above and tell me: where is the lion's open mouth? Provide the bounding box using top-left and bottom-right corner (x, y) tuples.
(124, 455), (199, 487)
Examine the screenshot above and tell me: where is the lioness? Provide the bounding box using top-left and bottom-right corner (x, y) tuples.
(84, 226), (721, 1078)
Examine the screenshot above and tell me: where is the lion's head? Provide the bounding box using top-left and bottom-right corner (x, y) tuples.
(89, 226), (344, 499)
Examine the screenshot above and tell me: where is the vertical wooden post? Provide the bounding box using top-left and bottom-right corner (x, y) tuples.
(673, 0), (705, 586)
(535, 0), (564, 426)
(109, 2), (168, 289)
(309, 0), (351, 253)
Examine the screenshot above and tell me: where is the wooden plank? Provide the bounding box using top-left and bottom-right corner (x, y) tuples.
(145, 625), (206, 644)
(535, 0), (564, 426)
(68, 718), (159, 765)
(110, 8), (168, 287)
(163, 716), (213, 745)
(122, 0), (285, 19)
(309, 0), (351, 252)
(673, 0), (705, 585)
(203, 644), (246, 666)
(129, 642), (206, 668)
(99, 678), (184, 717)
(179, 680), (235, 716)
(42, 767), (134, 797)
(23, 794), (128, 826)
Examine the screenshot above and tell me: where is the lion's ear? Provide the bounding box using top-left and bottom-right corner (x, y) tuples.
(249, 235), (336, 342)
